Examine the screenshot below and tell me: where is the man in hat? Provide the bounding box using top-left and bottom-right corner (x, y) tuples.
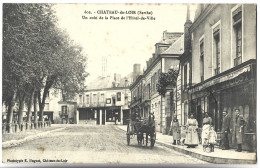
(221, 111), (231, 150)
(234, 109), (246, 152)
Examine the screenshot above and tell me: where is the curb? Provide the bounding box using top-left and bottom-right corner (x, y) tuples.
(156, 141), (256, 164)
(117, 126), (256, 164)
(2, 127), (66, 149)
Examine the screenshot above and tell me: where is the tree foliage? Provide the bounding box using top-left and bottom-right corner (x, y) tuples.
(156, 69), (179, 97)
(3, 4), (88, 125)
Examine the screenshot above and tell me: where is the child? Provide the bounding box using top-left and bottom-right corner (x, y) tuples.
(208, 126), (217, 152)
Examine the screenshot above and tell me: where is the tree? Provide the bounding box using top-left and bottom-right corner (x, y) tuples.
(156, 69), (179, 97)
(3, 4), (88, 131)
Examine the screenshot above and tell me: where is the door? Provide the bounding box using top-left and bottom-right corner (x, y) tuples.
(123, 110), (130, 125)
(102, 110), (105, 125)
(96, 110), (100, 125)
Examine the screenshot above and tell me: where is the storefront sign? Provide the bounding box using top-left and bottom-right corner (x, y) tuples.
(106, 98), (111, 104)
(190, 65), (251, 93)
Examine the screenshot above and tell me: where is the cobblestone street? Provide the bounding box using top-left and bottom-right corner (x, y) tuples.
(3, 125), (207, 164)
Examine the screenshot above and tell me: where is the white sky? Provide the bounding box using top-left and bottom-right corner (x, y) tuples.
(54, 4), (197, 82)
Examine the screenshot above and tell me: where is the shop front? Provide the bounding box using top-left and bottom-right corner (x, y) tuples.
(105, 106), (121, 124)
(189, 59), (256, 151)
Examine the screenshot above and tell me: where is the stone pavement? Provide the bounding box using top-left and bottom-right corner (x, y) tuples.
(117, 125), (256, 164)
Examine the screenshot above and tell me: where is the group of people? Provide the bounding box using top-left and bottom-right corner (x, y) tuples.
(170, 109), (246, 152)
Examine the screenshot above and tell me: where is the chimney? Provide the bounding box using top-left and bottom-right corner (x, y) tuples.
(133, 64), (141, 81)
(184, 4), (192, 53)
(114, 73), (121, 82)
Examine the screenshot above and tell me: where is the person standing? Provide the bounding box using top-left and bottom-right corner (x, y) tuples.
(185, 114), (199, 148)
(201, 112), (212, 145)
(235, 109), (246, 152)
(221, 111), (231, 150)
(208, 126), (217, 152)
(170, 115), (180, 145)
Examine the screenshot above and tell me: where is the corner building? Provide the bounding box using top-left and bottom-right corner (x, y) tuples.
(186, 4), (256, 151)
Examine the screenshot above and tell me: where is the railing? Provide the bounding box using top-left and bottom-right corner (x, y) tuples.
(234, 56), (242, 66)
(2, 121), (52, 134)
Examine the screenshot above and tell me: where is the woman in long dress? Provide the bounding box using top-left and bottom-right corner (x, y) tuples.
(170, 116), (180, 145)
(185, 114), (199, 148)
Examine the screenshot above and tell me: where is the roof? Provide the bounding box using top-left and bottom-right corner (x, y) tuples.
(87, 76), (113, 90)
(86, 74), (132, 91)
(161, 34), (184, 55)
(157, 32), (184, 45)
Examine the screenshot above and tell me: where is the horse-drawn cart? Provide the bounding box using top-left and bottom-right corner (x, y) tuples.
(126, 114), (156, 148)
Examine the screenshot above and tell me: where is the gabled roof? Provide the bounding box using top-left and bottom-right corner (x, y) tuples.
(87, 76), (113, 90)
(86, 73), (132, 91)
(161, 34), (184, 55)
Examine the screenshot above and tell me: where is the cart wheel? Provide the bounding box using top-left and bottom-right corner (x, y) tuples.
(146, 134), (148, 147)
(205, 145), (211, 153)
(127, 124), (130, 145)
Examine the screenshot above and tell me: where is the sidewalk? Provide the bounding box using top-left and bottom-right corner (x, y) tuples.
(2, 125), (65, 149)
(117, 125), (256, 164)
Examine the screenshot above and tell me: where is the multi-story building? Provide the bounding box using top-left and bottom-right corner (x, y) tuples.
(130, 31), (184, 133)
(77, 73), (131, 125)
(177, 5), (193, 126)
(181, 4), (256, 151)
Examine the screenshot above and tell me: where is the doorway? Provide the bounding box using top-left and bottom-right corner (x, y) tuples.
(102, 110), (105, 125)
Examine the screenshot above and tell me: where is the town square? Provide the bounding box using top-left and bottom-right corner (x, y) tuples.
(2, 3), (257, 166)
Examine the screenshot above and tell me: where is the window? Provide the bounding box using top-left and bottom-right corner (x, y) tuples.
(233, 5), (242, 66)
(79, 95), (83, 104)
(100, 94), (104, 103)
(147, 84), (151, 99)
(61, 106), (68, 114)
(184, 64), (187, 88)
(86, 95), (90, 104)
(213, 25), (220, 75)
(93, 94), (97, 104)
(154, 73), (157, 93)
(151, 75), (154, 93)
(142, 84), (145, 100)
(200, 39), (204, 81)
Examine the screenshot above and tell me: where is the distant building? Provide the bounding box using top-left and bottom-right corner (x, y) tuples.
(130, 31), (184, 134)
(76, 73), (132, 125)
(2, 89), (77, 124)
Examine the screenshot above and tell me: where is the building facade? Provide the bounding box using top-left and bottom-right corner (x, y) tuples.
(181, 4), (256, 151)
(2, 89), (78, 125)
(77, 74), (131, 125)
(130, 31), (184, 133)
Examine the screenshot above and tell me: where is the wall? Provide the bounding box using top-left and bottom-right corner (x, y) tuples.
(191, 4), (256, 85)
(145, 60), (162, 131)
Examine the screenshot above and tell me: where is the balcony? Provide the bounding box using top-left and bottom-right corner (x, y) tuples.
(234, 56), (242, 66)
(97, 103), (105, 107)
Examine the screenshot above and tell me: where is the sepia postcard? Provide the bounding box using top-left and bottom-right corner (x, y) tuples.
(1, 2), (257, 166)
